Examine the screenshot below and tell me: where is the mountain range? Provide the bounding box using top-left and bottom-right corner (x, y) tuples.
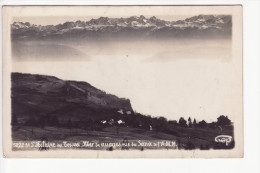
(11, 72), (133, 123)
(11, 15), (232, 40)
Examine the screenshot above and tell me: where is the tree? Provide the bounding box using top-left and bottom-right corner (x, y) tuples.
(156, 116), (168, 131)
(178, 117), (187, 127)
(217, 115), (231, 126)
(143, 116), (152, 130)
(158, 117), (167, 122)
(188, 117), (192, 128)
(198, 120), (207, 128)
(150, 117), (167, 132)
(209, 122), (217, 129)
(193, 118), (197, 128)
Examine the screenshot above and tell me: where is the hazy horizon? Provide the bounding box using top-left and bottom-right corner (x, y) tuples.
(10, 10), (235, 122)
(11, 37), (234, 122)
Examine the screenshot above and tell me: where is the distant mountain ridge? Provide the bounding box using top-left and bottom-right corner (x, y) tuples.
(12, 72), (133, 122)
(11, 15), (232, 40)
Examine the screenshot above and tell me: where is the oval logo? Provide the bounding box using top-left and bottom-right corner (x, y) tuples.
(215, 135), (232, 146)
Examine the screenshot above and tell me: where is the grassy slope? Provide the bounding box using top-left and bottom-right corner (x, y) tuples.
(12, 125), (233, 150)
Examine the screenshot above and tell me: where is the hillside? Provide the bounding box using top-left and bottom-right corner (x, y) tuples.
(11, 72), (234, 150)
(11, 72), (133, 124)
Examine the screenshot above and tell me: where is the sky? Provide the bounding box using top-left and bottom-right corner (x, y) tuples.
(10, 5), (233, 26)
(13, 15), (192, 26)
(10, 6), (202, 25)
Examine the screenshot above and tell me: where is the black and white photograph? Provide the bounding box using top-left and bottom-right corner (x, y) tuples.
(2, 6), (243, 158)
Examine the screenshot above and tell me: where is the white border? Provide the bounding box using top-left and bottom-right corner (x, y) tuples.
(0, 0), (259, 173)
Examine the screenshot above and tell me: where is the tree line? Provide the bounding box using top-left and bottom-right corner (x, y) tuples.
(12, 111), (232, 133)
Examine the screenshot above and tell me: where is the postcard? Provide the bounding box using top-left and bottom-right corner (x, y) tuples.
(2, 6), (243, 158)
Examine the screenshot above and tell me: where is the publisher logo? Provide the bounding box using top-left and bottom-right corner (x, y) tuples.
(215, 135), (232, 146)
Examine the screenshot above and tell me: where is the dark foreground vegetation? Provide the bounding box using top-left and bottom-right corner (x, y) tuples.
(12, 113), (234, 150)
(11, 72), (234, 150)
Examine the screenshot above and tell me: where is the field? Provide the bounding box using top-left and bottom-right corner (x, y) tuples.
(12, 125), (234, 151)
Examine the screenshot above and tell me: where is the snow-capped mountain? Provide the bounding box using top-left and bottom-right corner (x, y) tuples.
(11, 15), (232, 40)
